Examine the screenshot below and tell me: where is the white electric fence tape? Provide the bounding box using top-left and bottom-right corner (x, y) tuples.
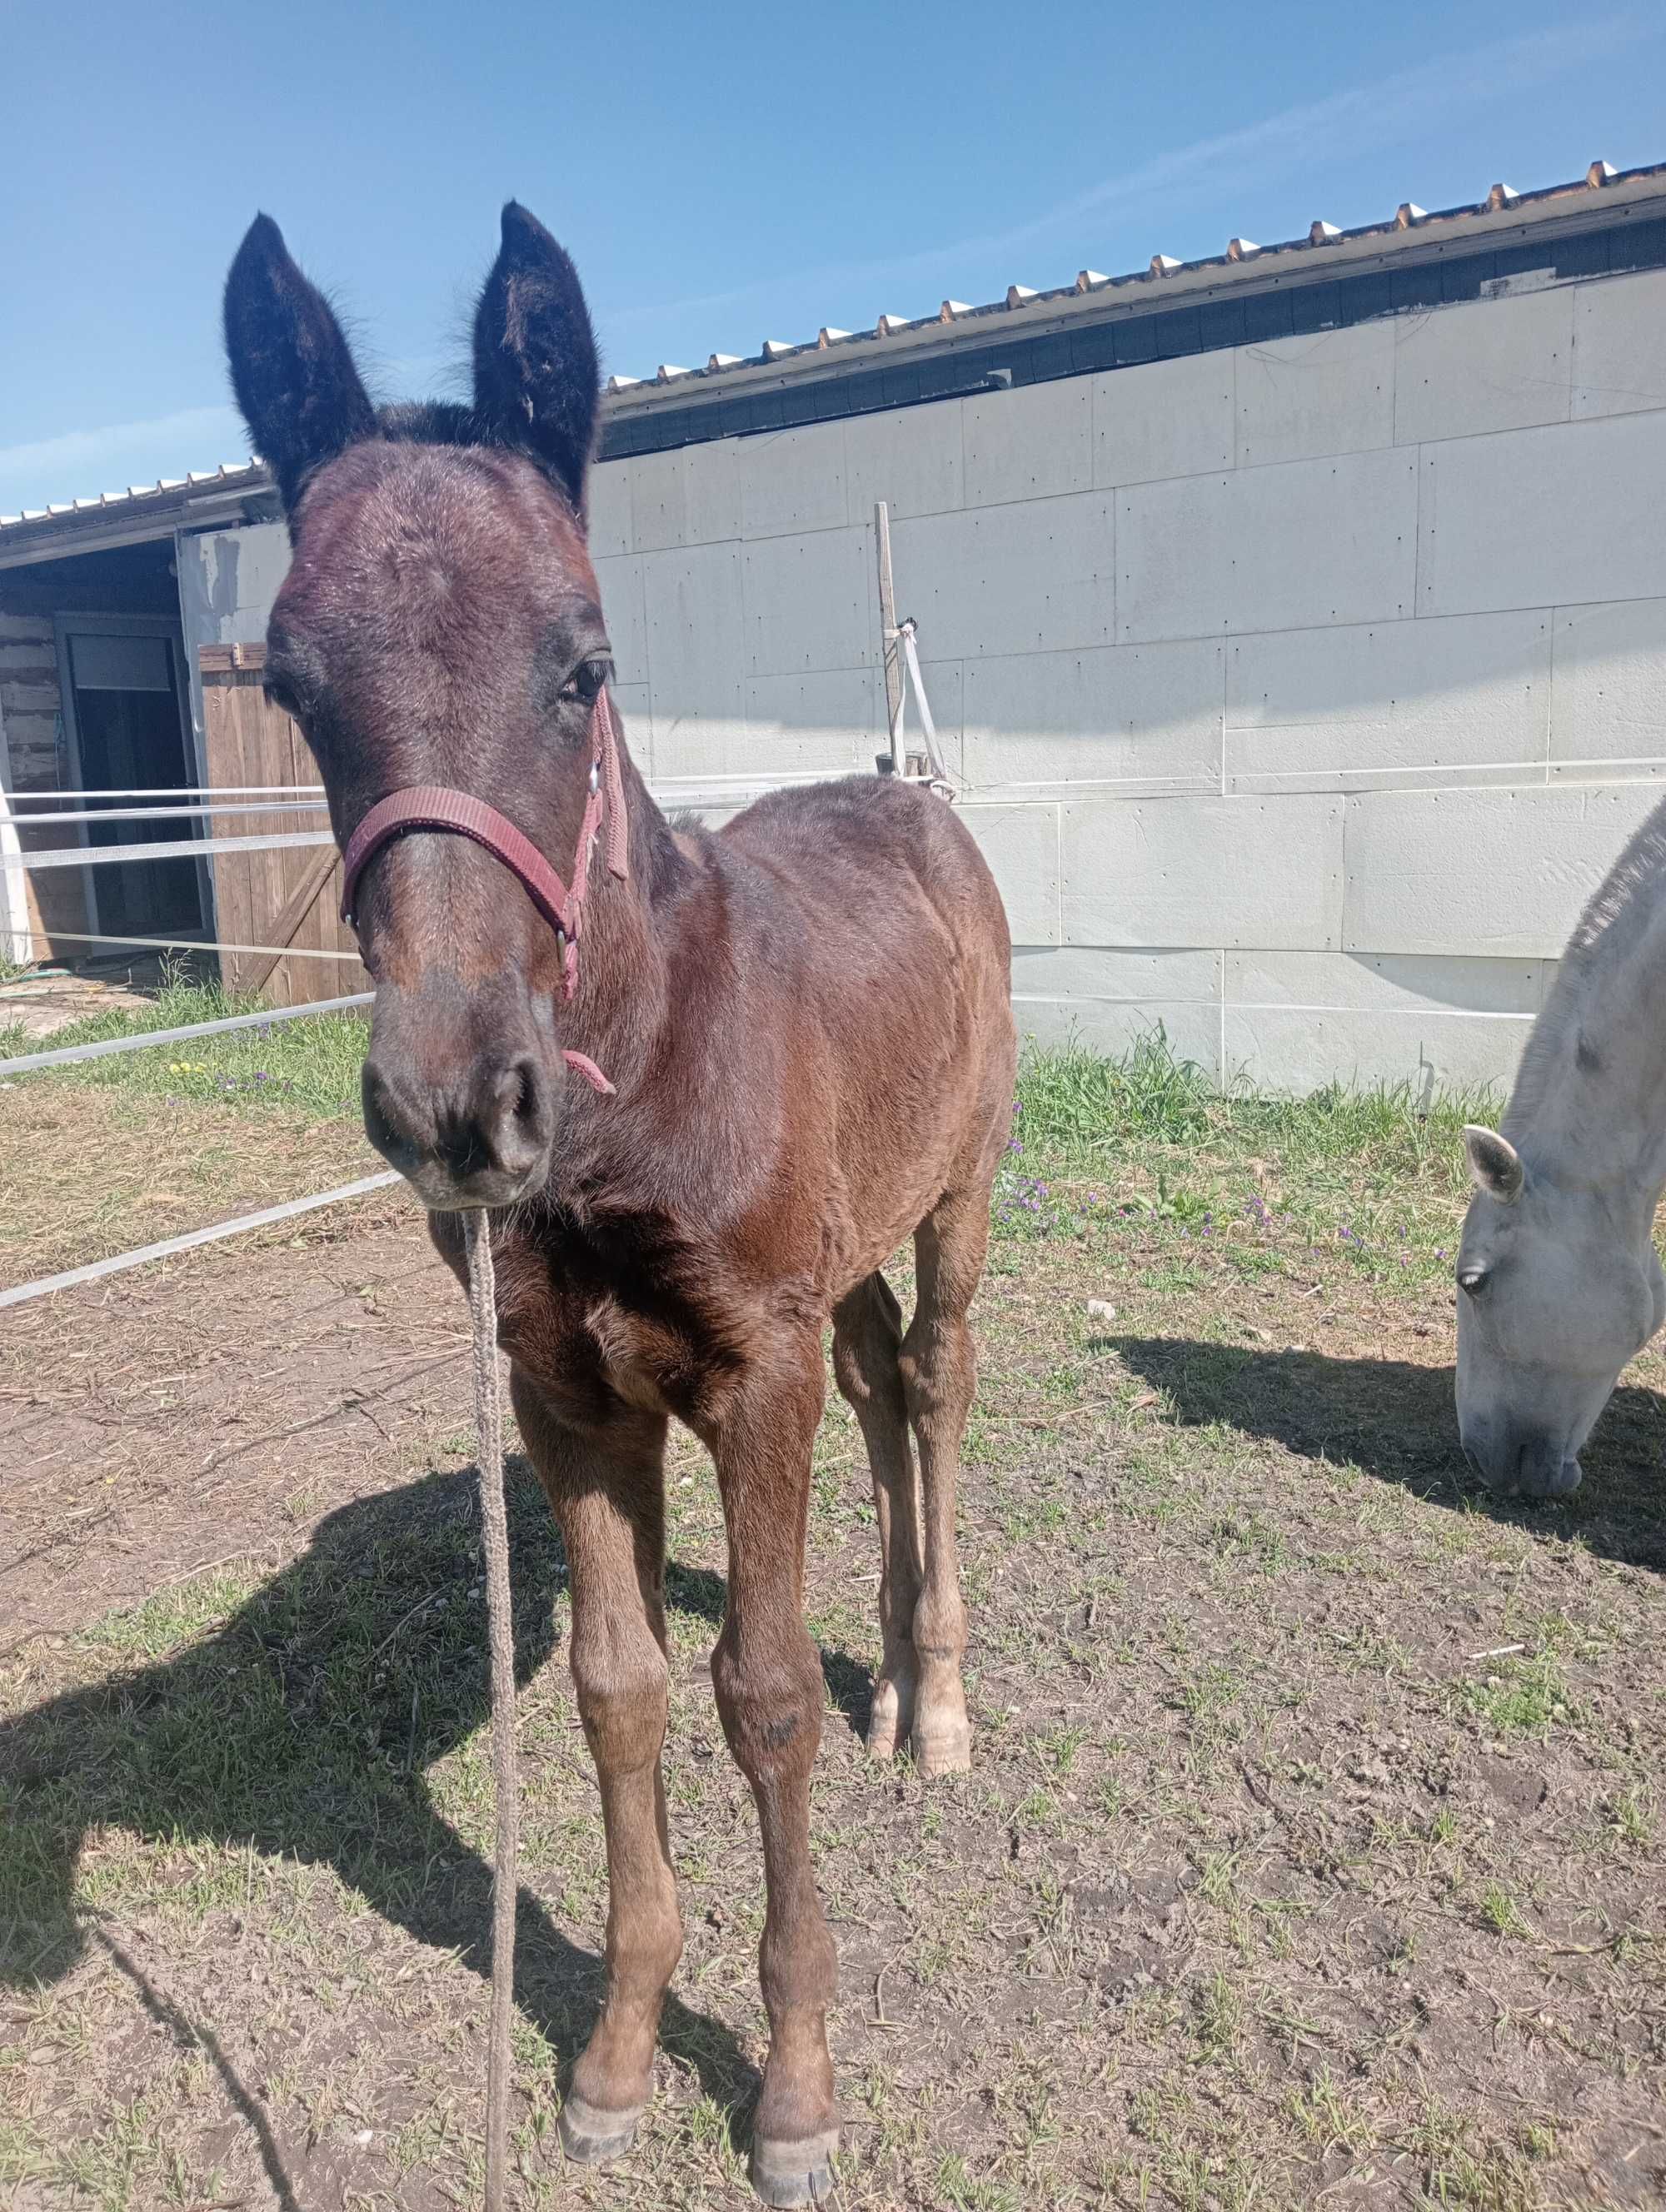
(0, 992), (374, 1078)
(0, 1172), (403, 1312)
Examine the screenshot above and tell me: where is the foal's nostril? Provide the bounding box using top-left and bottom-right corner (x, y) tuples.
(511, 1057), (543, 1129)
(478, 1054), (555, 1176)
(362, 1058), (423, 1169)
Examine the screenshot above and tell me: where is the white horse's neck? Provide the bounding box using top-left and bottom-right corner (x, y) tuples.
(1507, 802), (1666, 1233)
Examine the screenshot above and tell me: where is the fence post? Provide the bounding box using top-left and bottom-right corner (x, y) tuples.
(874, 501), (902, 773)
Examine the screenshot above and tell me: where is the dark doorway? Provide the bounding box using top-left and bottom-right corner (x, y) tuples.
(60, 623), (203, 939)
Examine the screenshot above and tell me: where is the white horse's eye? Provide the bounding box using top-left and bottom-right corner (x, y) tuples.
(1458, 1267), (1491, 1298)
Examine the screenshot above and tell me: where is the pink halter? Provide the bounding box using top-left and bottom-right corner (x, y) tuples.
(339, 689), (629, 1094)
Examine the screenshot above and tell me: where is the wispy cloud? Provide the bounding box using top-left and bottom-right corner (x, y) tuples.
(0, 403), (252, 514)
(601, 12), (1654, 338)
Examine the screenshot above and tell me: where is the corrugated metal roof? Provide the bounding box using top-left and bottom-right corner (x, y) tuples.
(4, 156), (1663, 546)
(600, 156), (1666, 413)
(0, 461), (264, 534)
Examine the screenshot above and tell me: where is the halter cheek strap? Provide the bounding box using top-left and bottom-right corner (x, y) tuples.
(338, 689), (629, 1094)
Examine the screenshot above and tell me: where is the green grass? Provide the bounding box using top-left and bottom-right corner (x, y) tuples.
(1000, 1031), (1499, 1287)
(1, 973), (370, 1121)
(1014, 1030), (1499, 1174)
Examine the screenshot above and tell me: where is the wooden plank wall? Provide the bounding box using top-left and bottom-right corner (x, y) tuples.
(197, 643), (367, 1007)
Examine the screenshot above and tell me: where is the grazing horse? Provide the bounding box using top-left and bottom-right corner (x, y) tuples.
(223, 203), (1015, 2205)
(1457, 796), (1666, 1498)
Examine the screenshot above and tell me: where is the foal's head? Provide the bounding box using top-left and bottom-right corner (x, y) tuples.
(224, 205), (614, 1208)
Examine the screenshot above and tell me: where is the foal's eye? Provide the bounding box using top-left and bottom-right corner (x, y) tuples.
(560, 657), (609, 705)
(1458, 1267), (1491, 1298)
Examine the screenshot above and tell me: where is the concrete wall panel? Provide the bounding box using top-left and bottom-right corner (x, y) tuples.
(1120, 447), (1418, 643)
(611, 682), (653, 770)
(1016, 992), (1222, 1079)
(1340, 784), (1663, 957)
(960, 803), (1060, 944)
(738, 666), (880, 776)
(1014, 944), (1221, 1001)
(1225, 948), (1544, 1017)
(1225, 610), (1551, 783)
(1549, 597), (1666, 764)
(1394, 286), (1573, 446)
(1093, 351), (1234, 488)
(592, 552), (649, 689)
(1060, 793), (1344, 949)
(1225, 1005), (1527, 1097)
(630, 441), (742, 552)
(892, 494), (1115, 660)
(1572, 269), (1666, 421)
(741, 525), (873, 676)
(1235, 320), (1395, 469)
(641, 542), (746, 771)
(963, 638), (1223, 787)
(964, 376), (1092, 506)
(843, 398), (965, 522)
(1418, 410), (1666, 616)
(737, 422), (848, 538)
(587, 459), (631, 555)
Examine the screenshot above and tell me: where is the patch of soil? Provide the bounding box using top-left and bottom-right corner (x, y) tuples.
(2, 1188), (462, 1647)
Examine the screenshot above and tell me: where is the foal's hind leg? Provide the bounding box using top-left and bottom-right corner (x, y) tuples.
(898, 1181), (990, 1778)
(833, 1273), (922, 1760)
(511, 1374), (682, 2164)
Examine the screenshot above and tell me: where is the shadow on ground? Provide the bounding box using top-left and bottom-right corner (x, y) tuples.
(1108, 1335), (1666, 1572)
(0, 1465), (873, 2134)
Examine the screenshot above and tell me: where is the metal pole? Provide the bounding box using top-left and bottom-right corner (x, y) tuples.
(874, 501), (903, 771)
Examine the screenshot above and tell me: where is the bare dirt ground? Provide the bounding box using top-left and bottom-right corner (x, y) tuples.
(2, 1112), (1664, 2211)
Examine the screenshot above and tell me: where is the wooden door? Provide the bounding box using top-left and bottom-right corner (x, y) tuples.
(197, 642), (368, 1008)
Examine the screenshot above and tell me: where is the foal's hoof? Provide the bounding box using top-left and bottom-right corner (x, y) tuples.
(559, 2090), (643, 2165)
(751, 2125), (840, 2207)
(910, 1718), (972, 1780)
(865, 1676), (911, 1761)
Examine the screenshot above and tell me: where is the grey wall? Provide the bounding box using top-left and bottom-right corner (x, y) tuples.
(177, 265), (1666, 1097)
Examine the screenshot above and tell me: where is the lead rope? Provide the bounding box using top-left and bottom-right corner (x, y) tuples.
(463, 1207), (518, 2212)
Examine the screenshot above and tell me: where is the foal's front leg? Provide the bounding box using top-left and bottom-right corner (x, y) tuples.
(701, 1335), (840, 2209)
(511, 1375), (682, 2162)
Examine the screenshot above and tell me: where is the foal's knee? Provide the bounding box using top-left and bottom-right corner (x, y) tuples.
(833, 1293), (903, 1415)
(571, 1627), (670, 1771)
(900, 1314), (976, 1427)
(711, 1622), (823, 1781)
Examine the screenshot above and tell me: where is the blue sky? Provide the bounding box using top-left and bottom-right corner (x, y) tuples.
(2, 0), (1664, 515)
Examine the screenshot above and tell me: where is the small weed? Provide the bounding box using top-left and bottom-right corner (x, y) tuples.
(1479, 1881), (1534, 1940)
(1462, 1653), (1571, 1741)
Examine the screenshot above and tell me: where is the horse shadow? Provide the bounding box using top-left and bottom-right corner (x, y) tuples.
(0, 1462), (873, 2144)
(1105, 1335), (1666, 1573)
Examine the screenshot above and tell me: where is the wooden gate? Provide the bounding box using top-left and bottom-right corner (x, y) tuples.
(197, 642), (367, 1008)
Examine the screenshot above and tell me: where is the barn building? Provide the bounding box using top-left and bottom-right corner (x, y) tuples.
(4, 159), (1666, 1088)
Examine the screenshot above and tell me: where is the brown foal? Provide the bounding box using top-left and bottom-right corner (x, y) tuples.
(224, 203), (1015, 2207)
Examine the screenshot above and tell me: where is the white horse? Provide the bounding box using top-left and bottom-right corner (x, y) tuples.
(1457, 800), (1666, 1497)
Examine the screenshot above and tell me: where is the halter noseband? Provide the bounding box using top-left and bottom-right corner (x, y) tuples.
(338, 688), (629, 1094)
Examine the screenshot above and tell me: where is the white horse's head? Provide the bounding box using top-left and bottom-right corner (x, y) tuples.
(1454, 1125), (1666, 1497)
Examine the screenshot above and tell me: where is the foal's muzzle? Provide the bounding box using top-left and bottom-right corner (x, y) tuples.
(361, 979), (561, 1210)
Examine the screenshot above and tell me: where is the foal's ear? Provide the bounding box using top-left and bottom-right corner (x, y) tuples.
(471, 202), (600, 511)
(1464, 1125), (1524, 1204)
(223, 215), (377, 513)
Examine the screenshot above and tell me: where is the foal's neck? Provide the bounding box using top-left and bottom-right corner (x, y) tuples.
(564, 747), (683, 1075)
(1509, 899), (1666, 1227)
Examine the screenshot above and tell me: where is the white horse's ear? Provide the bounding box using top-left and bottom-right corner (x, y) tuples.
(1464, 1124), (1524, 1203)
